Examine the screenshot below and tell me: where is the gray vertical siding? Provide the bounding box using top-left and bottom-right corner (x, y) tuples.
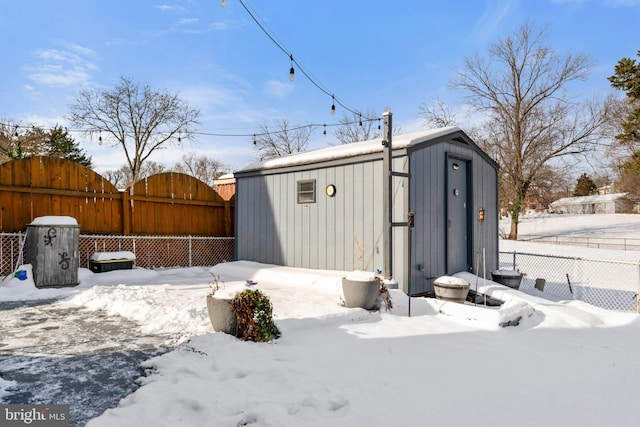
(236, 134), (497, 295)
(236, 159), (394, 276)
(409, 140), (498, 294)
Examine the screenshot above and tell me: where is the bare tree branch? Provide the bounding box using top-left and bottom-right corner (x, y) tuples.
(333, 109), (401, 145)
(449, 21), (613, 239)
(419, 99), (458, 128)
(253, 118), (312, 160)
(68, 76), (200, 193)
(173, 151), (230, 187)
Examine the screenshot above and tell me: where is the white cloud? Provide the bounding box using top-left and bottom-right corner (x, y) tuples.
(264, 80), (294, 99)
(25, 44), (98, 88)
(604, 0), (640, 5)
(209, 22), (229, 31)
(468, 0), (516, 42)
(67, 43), (98, 58)
(177, 18), (199, 25)
(154, 4), (176, 11)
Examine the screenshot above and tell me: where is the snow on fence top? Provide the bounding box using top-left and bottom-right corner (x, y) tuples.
(239, 126), (461, 172)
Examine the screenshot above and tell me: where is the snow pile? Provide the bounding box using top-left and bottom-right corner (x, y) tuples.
(29, 216), (78, 225)
(497, 300), (536, 327)
(344, 270), (377, 282)
(434, 275), (469, 286)
(3, 227), (640, 426)
(90, 251), (136, 261)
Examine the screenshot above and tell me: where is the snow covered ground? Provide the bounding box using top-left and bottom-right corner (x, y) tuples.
(1, 213), (640, 426)
(502, 212), (640, 240)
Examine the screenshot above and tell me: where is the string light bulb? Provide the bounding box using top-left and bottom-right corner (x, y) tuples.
(289, 55), (295, 81)
(253, 134), (257, 145)
(359, 113), (363, 127)
(220, 0), (227, 7)
(331, 95), (336, 116)
(323, 124), (327, 137)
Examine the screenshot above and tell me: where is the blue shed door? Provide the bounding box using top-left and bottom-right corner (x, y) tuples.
(446, 157), (470, 274)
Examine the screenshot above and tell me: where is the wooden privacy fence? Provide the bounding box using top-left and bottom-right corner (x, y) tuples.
(0, 157), (234, 236)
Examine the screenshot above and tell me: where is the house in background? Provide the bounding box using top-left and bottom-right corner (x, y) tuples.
(233, 127), (499, 296)
(524, 194), (550, 212)
(549, 193), (639, 214)
(213, 173), (236, 201)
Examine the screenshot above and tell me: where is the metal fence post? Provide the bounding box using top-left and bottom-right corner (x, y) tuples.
(513, 250), (516, 270)
(189, 235), (193, 267)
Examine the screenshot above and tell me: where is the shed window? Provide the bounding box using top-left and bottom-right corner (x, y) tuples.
(297, 180), (316, 204)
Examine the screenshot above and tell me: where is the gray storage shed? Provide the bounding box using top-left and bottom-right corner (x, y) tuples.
(234, 127), (499, 295)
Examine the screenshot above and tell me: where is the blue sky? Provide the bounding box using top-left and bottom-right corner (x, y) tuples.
(1, 0), (639, 173)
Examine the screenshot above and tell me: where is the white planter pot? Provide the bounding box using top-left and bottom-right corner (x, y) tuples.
(206, 294), (237, 335)
(342, 278), (380, 309)
(433, 276), (470, 304)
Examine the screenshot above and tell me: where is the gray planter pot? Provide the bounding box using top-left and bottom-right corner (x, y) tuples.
(433, 277), (470, 304)
(206, 294), (237, 335)
(342, 278), (380, 309)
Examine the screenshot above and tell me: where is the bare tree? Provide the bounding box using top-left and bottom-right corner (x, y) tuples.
(419, 98), (458, 128)
(0, 121), (48, 162)
(332, 109), (402, 145)
(68, 76), (200, 193)
(103, 161), (168, 189)
(173, 151), (230, 187)
(253, 118), (312, 160)
(450, 22), (613, 239)
(102, 169), (127, 189)
(333, 110), (382, 145)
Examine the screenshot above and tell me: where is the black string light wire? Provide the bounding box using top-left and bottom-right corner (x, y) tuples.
(1, 118), (381, 141)
(228, 0), (361, 117)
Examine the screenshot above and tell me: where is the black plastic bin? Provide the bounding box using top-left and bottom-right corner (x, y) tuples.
(491, 270), (523, 290)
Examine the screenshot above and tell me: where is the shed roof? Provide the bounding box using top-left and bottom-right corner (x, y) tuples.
(550, 193), (638, 207)
(237, 126), (488, 174)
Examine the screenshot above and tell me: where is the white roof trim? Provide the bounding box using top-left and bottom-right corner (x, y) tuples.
(239, 126), (461, 172)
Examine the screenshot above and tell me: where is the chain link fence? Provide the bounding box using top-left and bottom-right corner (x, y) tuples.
(516, 235), (640, 251)
(499, 251), (640, 312)
(1, 232), (235, 277)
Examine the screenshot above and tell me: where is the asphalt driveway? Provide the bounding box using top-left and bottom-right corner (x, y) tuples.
(0, 298), (178, 427)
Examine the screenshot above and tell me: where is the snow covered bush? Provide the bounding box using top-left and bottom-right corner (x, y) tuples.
(230, 289), (280, 342)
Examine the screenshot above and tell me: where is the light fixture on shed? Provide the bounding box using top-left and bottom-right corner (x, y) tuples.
(326, 184), (336, 197)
